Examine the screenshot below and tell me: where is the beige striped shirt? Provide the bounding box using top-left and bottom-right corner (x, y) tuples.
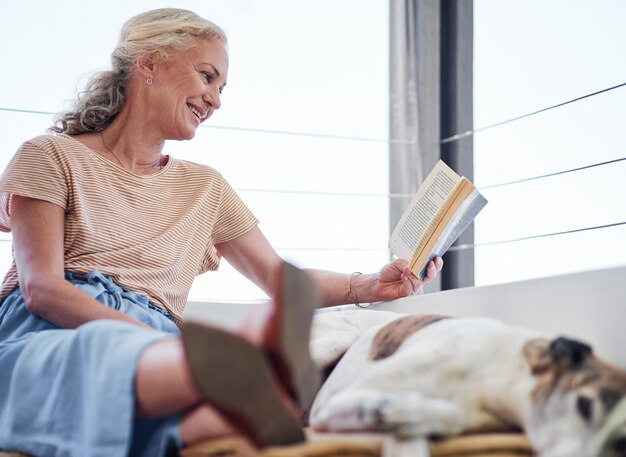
(0, 134), (259, 325)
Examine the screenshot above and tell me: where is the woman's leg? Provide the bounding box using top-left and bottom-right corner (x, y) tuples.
(134, 324), (303, 446)
(134, 339), (202, 418)
(133, 262), (321, 448)
(178, 405), (240, 447)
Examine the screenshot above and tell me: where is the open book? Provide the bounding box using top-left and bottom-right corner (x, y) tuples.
(389, 160), (488, 279)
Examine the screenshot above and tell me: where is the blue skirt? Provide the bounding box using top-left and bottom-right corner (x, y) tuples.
(0, 270), (183, 457)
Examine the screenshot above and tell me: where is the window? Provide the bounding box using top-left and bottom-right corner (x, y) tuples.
(473, 0), (626, 285)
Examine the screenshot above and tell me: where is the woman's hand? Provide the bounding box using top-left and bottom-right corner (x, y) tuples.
(369, 257), (443, 301)
(307, 256), (443, 307)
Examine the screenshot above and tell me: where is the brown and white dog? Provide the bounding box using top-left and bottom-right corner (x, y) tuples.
(308, 310), (626, 457)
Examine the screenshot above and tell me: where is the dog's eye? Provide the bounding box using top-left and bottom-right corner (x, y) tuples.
(576, 395), (593, 422)
(611, 436), (626, 454)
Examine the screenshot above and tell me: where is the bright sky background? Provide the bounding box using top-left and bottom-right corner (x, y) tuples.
(0, 0), (624, 302)
(474, 0), (626, 285)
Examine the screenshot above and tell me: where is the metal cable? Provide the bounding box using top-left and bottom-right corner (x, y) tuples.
(0, 221), (623, 252)
(1, 85), (624, 253)
(238, 156), (625, 197)
(440, 81), (626, 144)
(2, 81), (625, 146)
(479, 157), (626, 190)
(448, 221), (626, 252)
(0, 106), (406, 145)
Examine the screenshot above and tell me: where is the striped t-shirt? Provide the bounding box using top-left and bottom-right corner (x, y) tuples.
(0, 134), (259, 325)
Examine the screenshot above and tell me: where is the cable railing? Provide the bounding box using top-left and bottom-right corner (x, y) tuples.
(0, 106), (404, 145)
(3, 81), (624, 147)
(1, 221), (626, 253)
(237, 154), (626, 196)
(0, 81), (624, 255)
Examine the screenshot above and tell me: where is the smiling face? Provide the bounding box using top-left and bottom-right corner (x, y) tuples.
(145, 38), (228, 141)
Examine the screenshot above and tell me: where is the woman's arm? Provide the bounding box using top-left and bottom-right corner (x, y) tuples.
(216, 226), (442, 307)
(215, 226), (284, 297)
(11, 195), (150, 329)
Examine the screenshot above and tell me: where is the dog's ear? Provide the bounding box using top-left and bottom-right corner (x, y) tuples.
(548, 337), (593, 369)
(523, 339), (552, 375)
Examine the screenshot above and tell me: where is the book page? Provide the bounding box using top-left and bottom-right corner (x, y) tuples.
(389, 161), (461, 260)
(408, 178), (474, 273)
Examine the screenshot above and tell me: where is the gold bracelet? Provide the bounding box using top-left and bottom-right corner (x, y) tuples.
(347, 272), (369, 308)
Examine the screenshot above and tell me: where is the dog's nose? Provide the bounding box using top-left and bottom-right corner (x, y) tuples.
(548, 337), (593, 368)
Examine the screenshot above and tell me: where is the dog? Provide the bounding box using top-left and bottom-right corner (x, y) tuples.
(307, 309), (626, 457)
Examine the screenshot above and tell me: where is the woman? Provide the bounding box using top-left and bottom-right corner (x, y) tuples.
(0, 8), (442, 457)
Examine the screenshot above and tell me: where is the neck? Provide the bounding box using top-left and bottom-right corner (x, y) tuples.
(99, 114), (166, 174)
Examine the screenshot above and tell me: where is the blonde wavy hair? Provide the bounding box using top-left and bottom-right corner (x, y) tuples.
(51, 8), (227, 135)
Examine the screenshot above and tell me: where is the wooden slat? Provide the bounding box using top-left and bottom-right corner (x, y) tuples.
(181, 432), (532, 457)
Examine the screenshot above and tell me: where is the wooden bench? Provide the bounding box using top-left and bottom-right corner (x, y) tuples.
(0, 432), (533, 457)
(181, 431), (533, 457)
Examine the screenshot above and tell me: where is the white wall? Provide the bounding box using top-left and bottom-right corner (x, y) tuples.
(185, 265), (626, 370)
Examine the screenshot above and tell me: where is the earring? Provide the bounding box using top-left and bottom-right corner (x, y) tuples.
(146, 74), (154, 86)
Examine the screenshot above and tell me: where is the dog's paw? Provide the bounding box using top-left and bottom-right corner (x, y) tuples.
(380, 392), (464, 438)
(310, 389), (464, 437)
(309, 389), (384, 432)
